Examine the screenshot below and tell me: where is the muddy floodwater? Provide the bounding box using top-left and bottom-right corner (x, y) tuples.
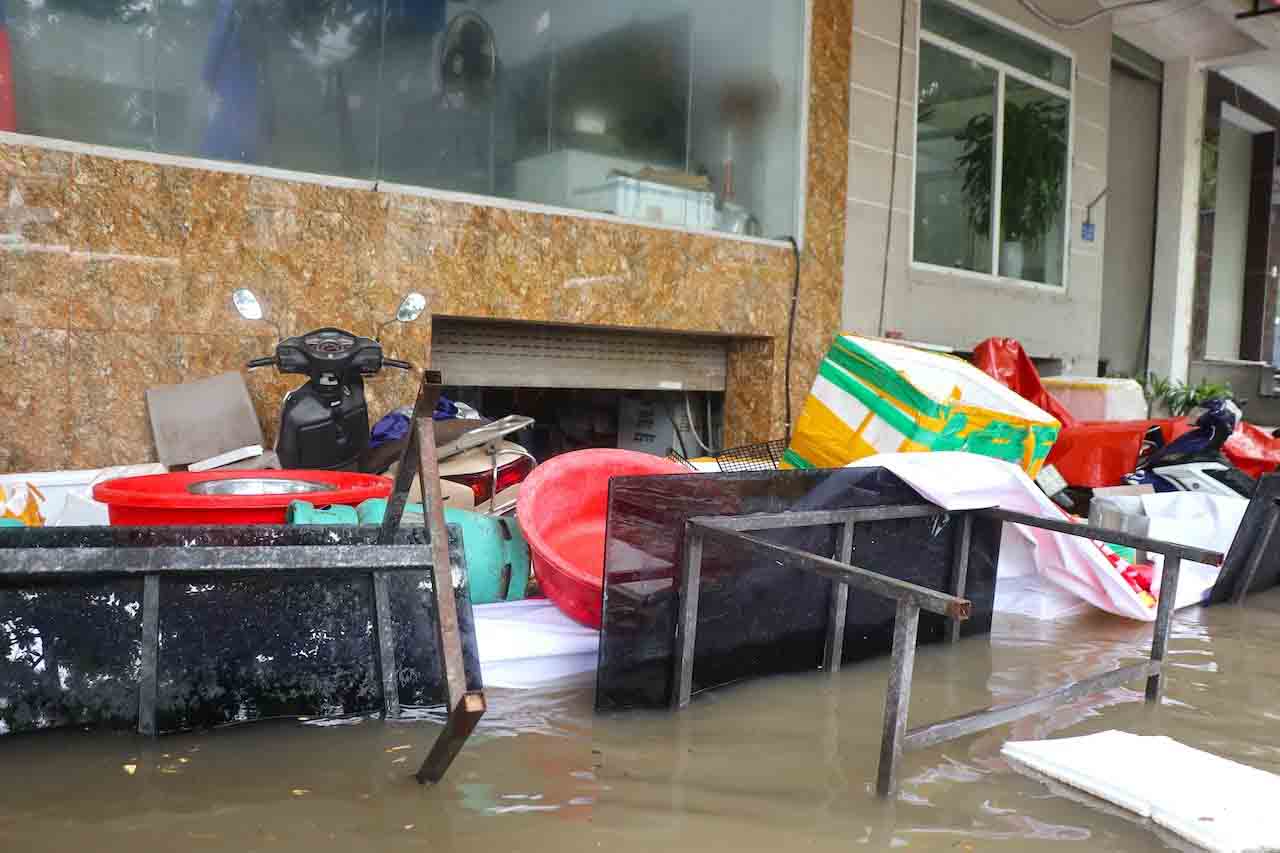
(3, 590), (1279, 852)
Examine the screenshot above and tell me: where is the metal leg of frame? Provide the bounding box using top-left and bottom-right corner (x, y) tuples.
(416, 692), (487, 784)
(1145, 555), (1182, 704)
(416, 404), (486, 784)
(671, 525), (705, 710)
(948, 514), (973, 644)
(1234, 507), (1279, 604)
(137, 573), (160, 736)
(876, 599), (920, 798)
(370, 573), (401, 719)
(823, 521), (855, 673)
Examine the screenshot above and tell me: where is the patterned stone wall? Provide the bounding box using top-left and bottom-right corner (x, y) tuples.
(0, 0), (849, 474)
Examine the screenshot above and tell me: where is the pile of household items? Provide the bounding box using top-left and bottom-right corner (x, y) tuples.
(7, 301), (1280, 846)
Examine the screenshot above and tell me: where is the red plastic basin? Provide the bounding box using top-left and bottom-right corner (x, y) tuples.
(93, 470), (392, 526)
(517, 449), (686, 628)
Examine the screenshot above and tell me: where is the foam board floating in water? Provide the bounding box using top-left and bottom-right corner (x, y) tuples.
(1002, 730), (1280, 852)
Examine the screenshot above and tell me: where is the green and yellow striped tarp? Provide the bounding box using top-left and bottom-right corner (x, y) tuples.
(784, 335), (1060, 476)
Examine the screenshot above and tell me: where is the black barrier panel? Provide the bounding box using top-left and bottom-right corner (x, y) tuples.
(0, 578), (144, 733)
(1210, 474), (1280, 604)
(0, 525), (480, 734)
(596, 468), (1000, 712)
(387, 568), (485, 706)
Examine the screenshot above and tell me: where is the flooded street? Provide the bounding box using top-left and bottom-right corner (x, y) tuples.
(4, 590), (1279, 852)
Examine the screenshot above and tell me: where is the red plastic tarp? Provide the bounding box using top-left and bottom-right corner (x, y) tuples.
(1046, 420), (1166, 488)
(971, 337), (1280, 486)
(1047, 420), (1280, 487)
(971, 338), (1078, 428)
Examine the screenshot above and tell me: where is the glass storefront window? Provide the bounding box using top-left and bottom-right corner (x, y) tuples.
(914, 0), (1073, 287)
(4, 0), (806, 238)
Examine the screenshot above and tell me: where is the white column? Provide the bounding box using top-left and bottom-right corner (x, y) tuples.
(1147, 59), (1205, 383)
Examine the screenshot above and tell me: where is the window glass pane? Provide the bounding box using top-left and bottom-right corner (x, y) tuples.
(380, 4), (500, 195)
(473, 0), (803, 237)
(7, 0), (158, 149)
(914, 42), (996, 274)
(155, 0), (383, 177)
(999, 77), (1068, 285)
(8, 0), (805, 237)
(923, 0), (1071, 89)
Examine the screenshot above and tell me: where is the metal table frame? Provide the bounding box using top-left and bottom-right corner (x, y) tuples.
(672, 504), (1225, 798)
(0, 370), (484, 786)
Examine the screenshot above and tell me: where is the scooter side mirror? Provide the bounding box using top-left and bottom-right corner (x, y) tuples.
(396, 292), (427, 323)
(233, 289), (264, 321)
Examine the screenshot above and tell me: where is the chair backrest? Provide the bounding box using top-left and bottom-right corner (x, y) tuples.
(146, 371), (264, 467)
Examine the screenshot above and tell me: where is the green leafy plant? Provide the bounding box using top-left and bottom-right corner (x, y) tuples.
(1141, 374), (1234, 418)
(955, 99), (1069, 248)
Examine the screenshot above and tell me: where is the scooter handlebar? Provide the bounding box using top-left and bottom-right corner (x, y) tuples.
(382, 358), (414, 371)
(246, 356), (277, 370)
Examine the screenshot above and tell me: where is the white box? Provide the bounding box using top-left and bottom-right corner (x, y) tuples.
(0, 464), (166, 526)
(1042, 376), (1149, 422)
(575, 175), (718, 230)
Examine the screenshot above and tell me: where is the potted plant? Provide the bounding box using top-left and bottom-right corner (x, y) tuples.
(956, 99), (1068, 280)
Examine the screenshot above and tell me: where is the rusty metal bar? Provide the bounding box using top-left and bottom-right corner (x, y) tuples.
(978, 508), (1224, 565)
(689, 522), (971, 620)
(1233, 506), (1279, 604)
(697, 504), (943, 533)
(416, 692), (487, 784)
(948, 514), (973, 644)
(137, 573), (160, 737)
(379, 370), (444, 542)
(671, 523), (705, 711)
(417, 413), (470, 716)
(823, 521), (855, 673)
(876, 599), (920, 798)
(903, 661), (1160, 751)
(1146, 554), (1182, 704)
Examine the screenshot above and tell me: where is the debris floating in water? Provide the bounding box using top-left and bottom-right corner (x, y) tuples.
(291, 788), (310, 797)
(122, 764), (137, 776)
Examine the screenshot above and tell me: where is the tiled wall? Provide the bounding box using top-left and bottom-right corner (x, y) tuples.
(842, 0), (1110, 372)
(0, 0), (849, 475)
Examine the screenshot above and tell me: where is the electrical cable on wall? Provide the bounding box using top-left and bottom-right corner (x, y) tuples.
(783, 236), (802, 444)
(877, 0), (909, 337)
(683, 393), (716, 454)
(1018, 0), (1195, 30)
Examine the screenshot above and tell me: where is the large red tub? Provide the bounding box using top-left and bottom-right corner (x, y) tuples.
(517, 449), (686, 628)
(94, 470), (392, 526)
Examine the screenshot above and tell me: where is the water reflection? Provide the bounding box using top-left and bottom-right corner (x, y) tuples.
(2, 592), (1279, 851)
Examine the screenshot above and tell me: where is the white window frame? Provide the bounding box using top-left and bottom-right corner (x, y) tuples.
(910, 0), (1076, 292)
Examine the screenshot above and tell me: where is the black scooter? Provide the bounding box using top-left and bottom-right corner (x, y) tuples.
(232, 289), (425, 471)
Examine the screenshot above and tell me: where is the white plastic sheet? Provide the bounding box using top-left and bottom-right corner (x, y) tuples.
(474, 599), (600, 689)
(1004, 731), (1280, 853)
(0, 464), (166, 526)
(849, 453), (1236, 621)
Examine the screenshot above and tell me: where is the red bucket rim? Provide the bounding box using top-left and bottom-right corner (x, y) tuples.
(92, 470), (391, 510)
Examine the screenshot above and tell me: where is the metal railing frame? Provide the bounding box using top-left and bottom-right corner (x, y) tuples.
(671, 504), (1226, 798)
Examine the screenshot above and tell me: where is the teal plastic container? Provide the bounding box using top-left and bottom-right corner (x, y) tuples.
(288, 498), (532, 605)
(286, 501), (359, 526)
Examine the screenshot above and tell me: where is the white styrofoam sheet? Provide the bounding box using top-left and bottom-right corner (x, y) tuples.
(1003, 731), (1280, 852)
(474, 599), (599, 690)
